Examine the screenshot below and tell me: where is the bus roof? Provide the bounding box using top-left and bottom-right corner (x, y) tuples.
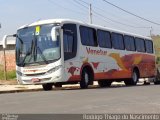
(19, 19), (152, 40)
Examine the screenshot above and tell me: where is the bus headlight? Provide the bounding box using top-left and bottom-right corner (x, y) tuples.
(46, 65), (62, 74)
(16, 71), (24, 76)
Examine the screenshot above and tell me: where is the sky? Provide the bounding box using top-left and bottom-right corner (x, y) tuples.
(0, 0), (160, 40)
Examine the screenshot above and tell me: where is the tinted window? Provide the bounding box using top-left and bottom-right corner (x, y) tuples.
(97, 30), (112, 48)
(135, 38), (145, 52)
(124, 35), (135, 51)
(112, 33), (124, 50)
(64, 33), (73, 53)
(80, 26), (97, 46)
(145, 40), (153, 53)
(63, 24), (77, 60)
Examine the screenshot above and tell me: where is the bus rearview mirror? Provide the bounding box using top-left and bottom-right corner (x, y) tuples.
(51, 27), (61, 41)
(2, 34), (17, 49)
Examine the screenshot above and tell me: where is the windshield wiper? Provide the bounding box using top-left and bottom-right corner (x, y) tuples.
(16, 35), (24, 44)
(21, 38), (48, 66)
(21, 51), (31, 67)
(32, 37), (48, 64)
(36, 46), (48, 64)
(20, 38), (34, 67)
(16, 35), (31, 67)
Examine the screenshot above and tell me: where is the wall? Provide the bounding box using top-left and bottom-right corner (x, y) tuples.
(0, 45), (16, 79)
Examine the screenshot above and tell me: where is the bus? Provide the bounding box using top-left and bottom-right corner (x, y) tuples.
(2, 19), (157, 90)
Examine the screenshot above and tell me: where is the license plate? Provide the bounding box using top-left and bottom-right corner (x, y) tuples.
(31, 78), (40, 83)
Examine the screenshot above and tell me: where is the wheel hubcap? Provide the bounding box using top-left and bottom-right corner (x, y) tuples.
(133, 72), (137, 82)
(84, 72), (89, 84)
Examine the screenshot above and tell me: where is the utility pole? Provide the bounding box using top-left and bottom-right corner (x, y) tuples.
(89, 4), (92, 24)
(3, 48), (7, 80)
(150, 27), (153, 38)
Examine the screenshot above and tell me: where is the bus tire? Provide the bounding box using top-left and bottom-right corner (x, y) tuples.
(154, 81), (160, 85)
(154, 70), (160, 85)
(98, 80), (112, 87)
(42, 83), (53, 91)
(125, 70), (139, 86)
(124, 80), (132, 86)
(154, 77), (160, 85)
(80, 68), (92, 89)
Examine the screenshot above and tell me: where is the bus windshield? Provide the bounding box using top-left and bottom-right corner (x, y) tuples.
(16, 24), (60, 67)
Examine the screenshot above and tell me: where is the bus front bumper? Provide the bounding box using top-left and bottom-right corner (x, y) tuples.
(17, 68), (64, 85)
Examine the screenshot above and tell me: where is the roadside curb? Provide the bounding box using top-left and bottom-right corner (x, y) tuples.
(0, 82), (146, 94)
(0, 88), (43, 94)
(0, 83), (123, 94)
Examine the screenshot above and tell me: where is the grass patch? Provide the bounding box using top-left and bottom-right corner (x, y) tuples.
(0, 64), (16, 80)
(0, 70), (4, 80)
(7, 70), (16, 80)
(0, 70), (16, 80)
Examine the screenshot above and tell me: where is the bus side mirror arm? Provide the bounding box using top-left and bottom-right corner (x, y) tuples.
(13, 34), (17, 37)
(51, 26), (61, 41)
(2, 34), (16, 49)
(2, 35), (8, 49)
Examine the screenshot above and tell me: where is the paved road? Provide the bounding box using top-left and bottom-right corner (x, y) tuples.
(0, 84), (160, 114)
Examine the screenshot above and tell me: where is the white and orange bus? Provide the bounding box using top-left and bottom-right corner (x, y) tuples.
(3, 19), (157, 90)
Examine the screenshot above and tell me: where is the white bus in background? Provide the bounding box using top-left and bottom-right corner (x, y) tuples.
(3, 19), (158, 90)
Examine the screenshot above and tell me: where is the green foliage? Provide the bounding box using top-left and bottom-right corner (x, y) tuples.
(0, 70), (16, 80)
(0, 64), (16, 80)
(7, 70), (16, 80)
(152, 35), (160, 65)
(152, 35), (160, 57)
(0, 70), (4, 80)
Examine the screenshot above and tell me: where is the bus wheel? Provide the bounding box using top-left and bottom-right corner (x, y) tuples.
(125, 70), (139, 86)
(54, 83), (62, 88)
(154, 81), (160, 85)
(80, 68), (92, 89)
(42, 83), (53, 91)
(98, 80), (112, 87)
(154, 70), (160, 85)
(154, 77), (160, 85)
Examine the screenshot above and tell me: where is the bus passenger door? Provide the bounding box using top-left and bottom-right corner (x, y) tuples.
(62, 24), (80, 82)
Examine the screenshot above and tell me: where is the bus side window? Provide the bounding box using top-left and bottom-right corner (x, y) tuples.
(145, 40), (153, 54)
(124, 35), (136, 51)
(135, 38), (145, 52)
(112, 33), (125, 50)
(80, 26), (97, 47)
(64, 32), (74, 53)
(63, 24), (77, 60)
(97, 30), (112, 48)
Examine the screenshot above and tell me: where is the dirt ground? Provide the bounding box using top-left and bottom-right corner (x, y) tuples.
(0, 80), (18, 85)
